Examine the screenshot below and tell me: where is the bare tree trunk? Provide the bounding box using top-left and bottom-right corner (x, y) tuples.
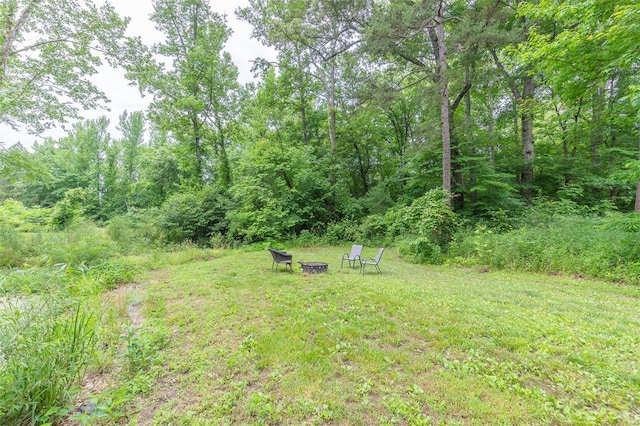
(301, 97), (309, 146)
(635, 125), (640, 212)
(192, 112), (202, 181)
(520, 75), (535, 196)
(488, 85), (496, 163)
(296, 50), (309, 146)
(319, 59), (338, 156)
(435, 0), (451, 200)
(590, 86), (605, 167)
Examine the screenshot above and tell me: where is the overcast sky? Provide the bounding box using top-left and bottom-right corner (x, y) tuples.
(0, 0), (275, 149)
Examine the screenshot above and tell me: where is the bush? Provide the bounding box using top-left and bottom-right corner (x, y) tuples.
(157, 186), (231, 245)
(0, 199), (51, 232)
(0, 225), (35, 267)
(106, 210), (163, 253)
(50, 188), (90, 230)
(396, 237), (445, 265)
(323, 219), (363, 245)
(86, 258), (138, 291)
(398, 189), (458, 247)
(40, 221), (120, 267)
(449, 213), (640, 284)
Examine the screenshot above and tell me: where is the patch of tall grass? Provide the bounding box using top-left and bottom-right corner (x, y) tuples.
(39, 221), (120, 267)
(0, 298), (98, 425)
(0, 226), (40, 268)
(0, 221), (126, 269)
(450, 213), (640, 283)
(1, 258), (138, 296)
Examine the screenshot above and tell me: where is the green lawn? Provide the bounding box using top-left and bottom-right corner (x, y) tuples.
(127, 246), (640, 425)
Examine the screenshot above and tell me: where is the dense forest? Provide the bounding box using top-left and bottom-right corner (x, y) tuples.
(1, 0), (640, 277)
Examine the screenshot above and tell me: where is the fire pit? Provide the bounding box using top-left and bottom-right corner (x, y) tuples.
(298, 261), (328, 274)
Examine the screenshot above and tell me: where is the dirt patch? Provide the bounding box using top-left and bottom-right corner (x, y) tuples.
(65, 277), (159, 422)
(124, 282), (146, 327)
(134, 375), (182, 426)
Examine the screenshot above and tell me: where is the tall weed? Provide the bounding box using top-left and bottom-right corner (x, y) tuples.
(39, 221), (119, 267)
(0, 299), (98, 425)
(450, 213), (640, 283)
(106, 211), (163, 254)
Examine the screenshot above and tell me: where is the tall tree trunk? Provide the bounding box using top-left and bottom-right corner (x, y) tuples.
(488, 85), (496, 163)
(520, 74), (535, 196)
(296, 51), (309, 146)
(193, 120), (202, 182)
(301, 96), (309, 146)
(325, 60), (338, 156)
(590, 86), (605, 167)
(635, 124), (640, 213)
(215, 116), (231, 188)
(435, 0), (451, 200)
(491, 48), (536, 197)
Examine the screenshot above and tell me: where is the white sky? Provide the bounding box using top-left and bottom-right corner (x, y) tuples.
(0, 0), (275, 149)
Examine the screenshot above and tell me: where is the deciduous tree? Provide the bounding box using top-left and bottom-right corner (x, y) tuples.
(0, 0), (134, 133)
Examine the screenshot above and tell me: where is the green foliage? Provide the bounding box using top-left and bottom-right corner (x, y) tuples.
(0, 300), (98, 425)
(69, 387), (131, 425)
(0, 216), (128, 270)
(229, 141), (338, 243)
(323, 219), (367, 246)
(0, 225), (36, 268)
(50, 188), (90, 230)
(40, 221), (120, 267)
(450, 212), (640, 283)
(121, 321), (170, 377)
(106, 209), (164, 253)
(0, 199), (50, 232)
(129, 0), (239, 184)
(1, 259), (136, 298)
(396, 236), (445, 265)
(86, 259), (138, 291)
(157, 185), (232, 245)
(0, 0), (134, 133)
(397, 189), (458, 246)
(360, 182), (395, 215)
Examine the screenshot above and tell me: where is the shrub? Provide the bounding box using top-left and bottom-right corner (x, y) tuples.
(87, 258), (138, 291)
(50, 188), (90, 230)
(0, 226), (33, 267)
(157, 186), (231, 245)
(106, 210), (163, 253)
(396, 237), (445, 265)
(323, 219), (363, 245)
(40, 221), (120, 266)
(0, 199), (51, 232)
(449, 213), (640, 284)
(399, 189), (458, 247)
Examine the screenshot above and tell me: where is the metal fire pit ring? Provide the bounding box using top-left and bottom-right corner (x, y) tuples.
(298, 261), (328, 274)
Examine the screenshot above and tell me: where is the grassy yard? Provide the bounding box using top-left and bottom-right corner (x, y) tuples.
(123, 246), (640, 425)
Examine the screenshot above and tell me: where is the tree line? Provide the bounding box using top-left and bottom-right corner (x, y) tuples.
(1, 0), (639, 245)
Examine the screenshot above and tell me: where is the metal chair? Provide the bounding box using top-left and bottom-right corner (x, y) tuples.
(360, 248), (385, 274)
(341, 244), (363, 269)
(268, 248), (293, 271)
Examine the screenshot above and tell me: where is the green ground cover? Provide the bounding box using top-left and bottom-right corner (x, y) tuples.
(121, 246), (640, 425)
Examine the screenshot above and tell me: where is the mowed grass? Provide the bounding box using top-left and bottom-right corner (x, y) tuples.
(131, 247), (640, 425)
